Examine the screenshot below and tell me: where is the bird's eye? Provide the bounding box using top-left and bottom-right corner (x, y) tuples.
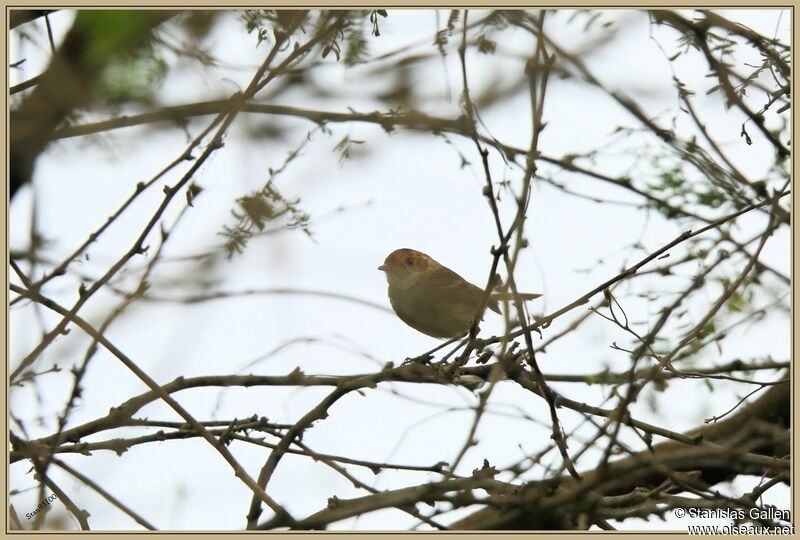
(405, 258), (414, 266)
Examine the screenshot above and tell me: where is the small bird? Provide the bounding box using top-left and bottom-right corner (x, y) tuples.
(378, 248), (541, 338)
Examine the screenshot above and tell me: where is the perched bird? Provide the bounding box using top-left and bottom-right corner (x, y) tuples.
(378, 248), (541, 338)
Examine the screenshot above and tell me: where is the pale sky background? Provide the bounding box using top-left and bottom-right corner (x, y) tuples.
(9, 9), (791, 531)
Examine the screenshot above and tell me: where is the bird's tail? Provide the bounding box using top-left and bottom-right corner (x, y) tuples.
(490, 291), (542, 302)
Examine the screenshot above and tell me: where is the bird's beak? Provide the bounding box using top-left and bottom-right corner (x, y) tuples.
(378, 264), (388, 272)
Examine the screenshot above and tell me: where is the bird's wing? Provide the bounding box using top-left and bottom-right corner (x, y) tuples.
(425, 266), (501, 315)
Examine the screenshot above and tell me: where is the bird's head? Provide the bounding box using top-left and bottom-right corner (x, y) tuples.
(378, 248), (436, 290)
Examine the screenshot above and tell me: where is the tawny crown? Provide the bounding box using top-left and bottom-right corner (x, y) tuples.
(379, 248), (434, 272)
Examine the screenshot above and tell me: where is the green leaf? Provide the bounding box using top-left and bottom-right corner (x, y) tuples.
(74, 11), (152, 66)
(726, 291), (745, 313)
